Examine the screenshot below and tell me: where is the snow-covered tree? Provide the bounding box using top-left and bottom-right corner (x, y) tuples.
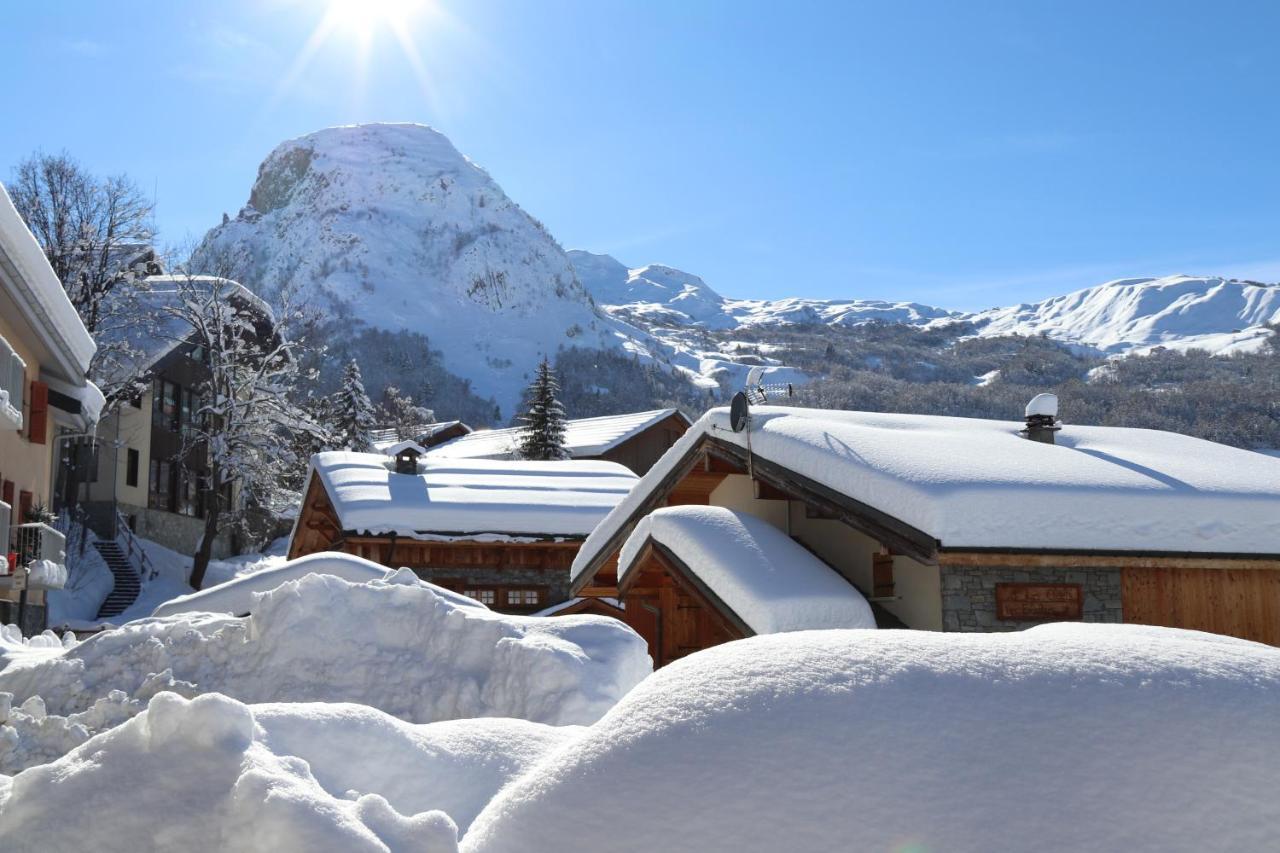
(517, 357), (568, 460)
(161, 274), (320, 589)
(331, 360), (377, 452)
(9, 151), (157, 333)
(380, 385), (435, 441)
(9, 151), (162, 403)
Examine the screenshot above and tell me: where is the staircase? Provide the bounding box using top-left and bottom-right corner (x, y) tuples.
(94, 540), (142, 618)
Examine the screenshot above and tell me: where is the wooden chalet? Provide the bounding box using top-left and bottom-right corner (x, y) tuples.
(570, 404), (1280, 660)
(288, 451), (638, 613)
(425, 408), (691, 475)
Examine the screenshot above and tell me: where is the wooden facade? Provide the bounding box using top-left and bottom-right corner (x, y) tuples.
(289, 470), (586, 613)
(618, 540), (748, 667)
(574, 430), (1280, 652)
(592, 411), (691, 475)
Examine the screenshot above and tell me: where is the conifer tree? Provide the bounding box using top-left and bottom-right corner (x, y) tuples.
(517, 357), (569, 460)
(332, 359), (377, 452)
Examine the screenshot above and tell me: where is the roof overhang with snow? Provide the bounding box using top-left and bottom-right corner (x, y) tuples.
(571, 406), (1280, 594)
(305, 451), (640, 540)
(0, 183), (97, 384)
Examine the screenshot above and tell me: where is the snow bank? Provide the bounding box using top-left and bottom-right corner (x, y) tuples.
(0, 571), (649, 770)
(308, 452), (638, 539)
(464, 624), (1280, 853)
(151, 552), (448, 617)
(619, 506), (874, 633)
(253, 704), (580, 836)
(0, 693), (462, 852)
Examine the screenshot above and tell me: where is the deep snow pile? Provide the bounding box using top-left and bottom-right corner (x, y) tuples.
(153, 552), (414, 618)
(463, 625), (1280, 853)
(0, 693), (465, 852)
(618, 506), (875, 633)
(0, 570), (648, 772)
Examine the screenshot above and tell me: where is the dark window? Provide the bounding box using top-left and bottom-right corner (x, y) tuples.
(149, 459), (175, 511)
(163, 382), (179, 431)
(126, 448), (139, 488)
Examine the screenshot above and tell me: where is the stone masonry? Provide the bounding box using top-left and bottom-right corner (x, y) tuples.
(941, 564), (1123, 632)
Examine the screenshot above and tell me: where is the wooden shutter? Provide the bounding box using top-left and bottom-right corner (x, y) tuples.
(1, 480), (13, 508)
(27, 380), (48, 444)
(18, 490), (32, 524)
(873, 552), (896, 598)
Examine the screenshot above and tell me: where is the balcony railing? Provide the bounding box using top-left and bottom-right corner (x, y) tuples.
(6, 522), (68, 588)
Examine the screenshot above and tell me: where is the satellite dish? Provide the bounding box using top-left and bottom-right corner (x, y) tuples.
(730, 391), (750, 432)
(745, 366), (765, 388)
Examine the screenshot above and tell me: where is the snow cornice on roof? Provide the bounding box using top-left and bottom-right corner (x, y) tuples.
(428, 408), (689, 460)
(0, 182), (96, 381)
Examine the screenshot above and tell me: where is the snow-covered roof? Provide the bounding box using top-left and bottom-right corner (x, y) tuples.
(371, 420), (470, 452)
(382, 439), (427, 456)
(573, 406), (1280, 585)
(620, 506), (874, 634)
(427, 409), (688, 460)
(93, 275), (272, 388)
(0, 183), (96, 383)
(309, 451), (639, 538)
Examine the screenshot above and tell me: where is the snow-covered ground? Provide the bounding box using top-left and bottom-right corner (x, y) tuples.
(464, 625), (1280, 852)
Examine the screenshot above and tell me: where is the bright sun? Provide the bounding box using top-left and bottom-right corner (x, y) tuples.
(323, 0), (426, 39)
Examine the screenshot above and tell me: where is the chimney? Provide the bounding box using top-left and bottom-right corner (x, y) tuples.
(393, 444), (423, 475)
(1022, 393), (1060, 444)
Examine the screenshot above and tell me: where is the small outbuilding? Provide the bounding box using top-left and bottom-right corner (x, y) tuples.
(426, 409), (692, 475)
(572, 404), (1280, 648)
(289, 451), (638, 612)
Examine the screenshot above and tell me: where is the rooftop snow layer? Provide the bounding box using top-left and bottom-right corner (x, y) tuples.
(0, 183), (97, 379)
(427, 409), (687, 461)
(372, 421), (470, 452)
(462, 624), (1280, 853)
(619, 506), (874, 634)
(572, 406), (1280, 584)
(310, 451), (638, 538)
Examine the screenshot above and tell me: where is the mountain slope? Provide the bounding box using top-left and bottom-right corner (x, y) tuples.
(196, 124), (624, 414)
(959, 275), (1280, 355)
(569, 250), (958, 331)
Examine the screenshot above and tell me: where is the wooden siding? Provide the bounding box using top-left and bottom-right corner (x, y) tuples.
(597, 412), (690, 475)
(1122, 566), (1280, 647)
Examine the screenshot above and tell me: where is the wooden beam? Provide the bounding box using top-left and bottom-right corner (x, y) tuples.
(939, 551), (1280, 571)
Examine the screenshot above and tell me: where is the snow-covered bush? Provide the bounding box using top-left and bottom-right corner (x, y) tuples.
(463, 625), (1280, 852)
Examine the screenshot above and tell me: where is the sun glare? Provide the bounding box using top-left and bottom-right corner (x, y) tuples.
(324, 0), (425, 39)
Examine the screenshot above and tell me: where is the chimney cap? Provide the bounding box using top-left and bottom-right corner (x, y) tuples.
(1025, 393), (1058, 419)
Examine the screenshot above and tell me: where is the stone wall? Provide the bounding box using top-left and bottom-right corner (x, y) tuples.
(941, 564), (1123, 632)
(117, 503), (237, 560)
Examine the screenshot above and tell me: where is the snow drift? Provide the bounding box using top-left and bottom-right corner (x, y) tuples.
(0, 693), (506, 852)
(463, 624), (1280, 853)
(0, 569), (649, 772)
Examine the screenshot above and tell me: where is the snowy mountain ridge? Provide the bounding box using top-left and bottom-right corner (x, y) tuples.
(573, 248), (1279, 357)
(193, 123), (1275, 416)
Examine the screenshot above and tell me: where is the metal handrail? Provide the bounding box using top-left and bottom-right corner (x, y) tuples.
(9, 522), (67, 568)
(115, 509), (157, 583)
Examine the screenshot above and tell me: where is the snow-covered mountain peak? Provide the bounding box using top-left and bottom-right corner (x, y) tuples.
(197, 124), (624, 413)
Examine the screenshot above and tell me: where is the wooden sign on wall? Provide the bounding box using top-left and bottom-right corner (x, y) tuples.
(995, 583), (1083, 621)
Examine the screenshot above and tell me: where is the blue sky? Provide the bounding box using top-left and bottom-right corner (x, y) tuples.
(2, 0), (1278, 309)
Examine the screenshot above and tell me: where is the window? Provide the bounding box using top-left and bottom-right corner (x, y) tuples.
(464, 589), (496, 606)
(176, 466), (200, 517)
(163, 381), (179, 431)
(126, 449), (139, 487)
(506, 589), (542, 608)
(149, 460), (174, 511)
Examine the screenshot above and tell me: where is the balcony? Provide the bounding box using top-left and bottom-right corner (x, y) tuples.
(2, 516), (68, 589)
